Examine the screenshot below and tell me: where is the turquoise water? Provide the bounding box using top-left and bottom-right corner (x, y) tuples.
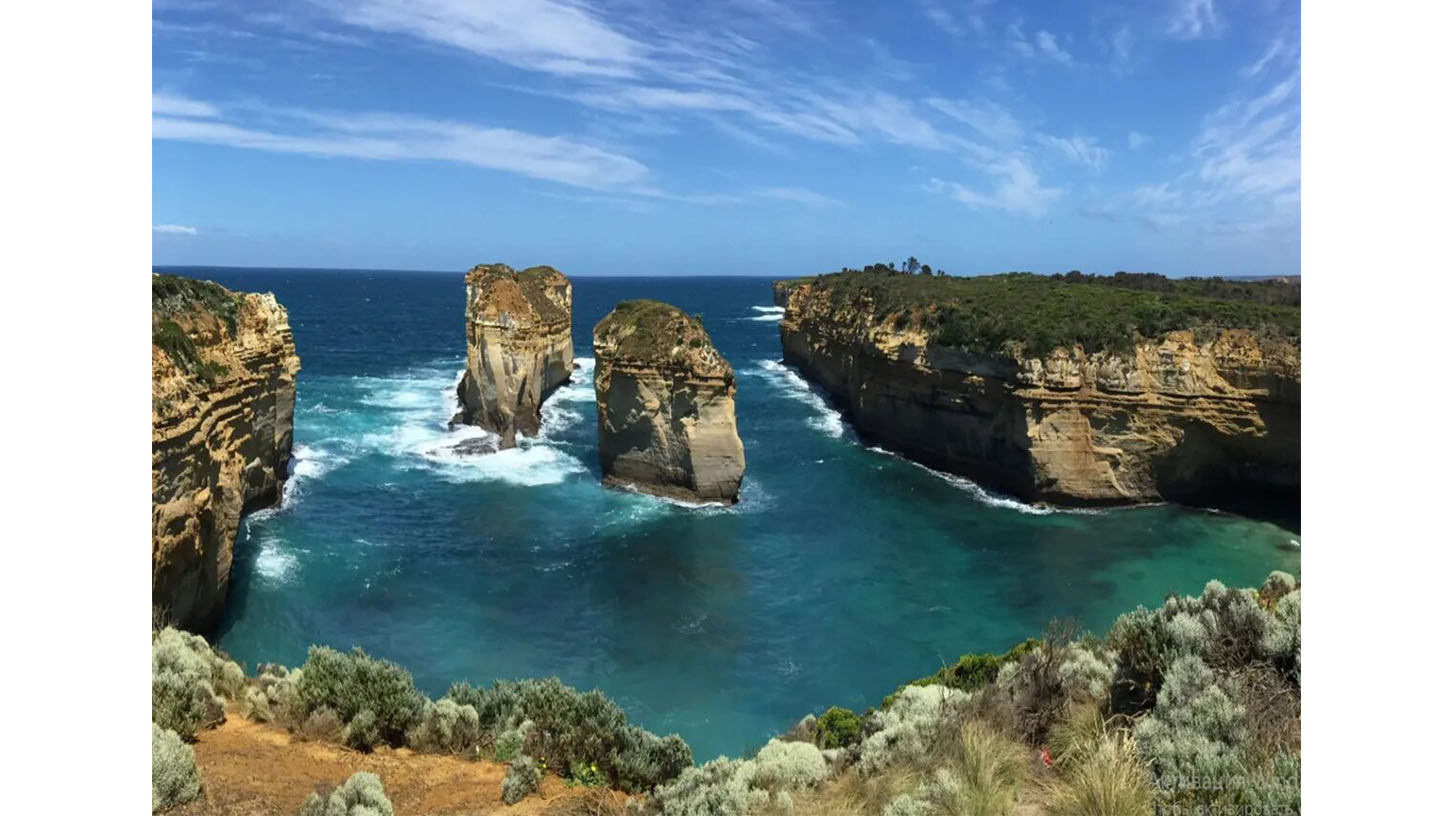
(174, 268), (1300, 761)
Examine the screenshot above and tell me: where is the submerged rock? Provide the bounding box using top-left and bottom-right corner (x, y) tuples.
(593, 300), (746, 504)
(152, 274), (299, 631)
(454, 263), (573, 448)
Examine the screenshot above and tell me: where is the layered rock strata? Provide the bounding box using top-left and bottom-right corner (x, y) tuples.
(776, 278), (1300, 523)
(593, 300), (746, 504)
(454, 264), (573, 447)
(152, 275), (299, 631)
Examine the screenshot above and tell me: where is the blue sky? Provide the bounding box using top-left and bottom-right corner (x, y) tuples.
(152, 0), (1300, 277)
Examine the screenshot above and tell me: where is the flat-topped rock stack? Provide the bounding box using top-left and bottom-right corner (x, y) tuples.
(454, 263), (573, 448)
(592, 300), (746, 504)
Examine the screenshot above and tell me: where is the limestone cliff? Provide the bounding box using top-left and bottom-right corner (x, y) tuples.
(152, 275), (299, 631)
(454, 263), (573, 448)
(772, 280), (793, 308)
(593, 300), (746, 504)
(777, 274), (1300, 523)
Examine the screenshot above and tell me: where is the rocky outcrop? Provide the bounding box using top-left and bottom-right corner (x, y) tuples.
(454, 264), (573, 448)
(771, 280), (793, 308)
(152, 275), (299, 631)
(593, 300), (746, 504)
(777, 277), (1301, 524)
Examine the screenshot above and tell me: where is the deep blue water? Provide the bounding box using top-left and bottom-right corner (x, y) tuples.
(163, 268), (1300, 761)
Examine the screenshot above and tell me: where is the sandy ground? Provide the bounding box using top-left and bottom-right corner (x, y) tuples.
(171, 711), (631, 815)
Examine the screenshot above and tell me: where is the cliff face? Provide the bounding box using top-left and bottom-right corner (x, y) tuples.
(593, 301), (746, 504)
(152, 276), (299, 631)
(777, 279), (1300, 522)
(454, 264), (573, 448)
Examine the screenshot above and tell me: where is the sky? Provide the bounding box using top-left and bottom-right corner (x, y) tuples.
(152, 0), (1300, 277)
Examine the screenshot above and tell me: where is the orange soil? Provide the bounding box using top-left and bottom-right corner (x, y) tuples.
(172, 711), (631, 815)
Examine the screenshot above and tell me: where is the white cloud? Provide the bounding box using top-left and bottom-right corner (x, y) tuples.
(152, 92), (219, 118)
(1241, 37), (1294, 79)
(753, 187), (845, 207)
(927, 158), (1061, 217)
(1035, 31), (1074, 65)
(1167, 0), (1222, 40)
(1128, 131), (1149, 149)
(152, 106), (651, 190)
(153, 224), (198, 235)
(927, 98), (1023, 145)
(323, 0), (646, 77)
(1035, 134), (1108, 170)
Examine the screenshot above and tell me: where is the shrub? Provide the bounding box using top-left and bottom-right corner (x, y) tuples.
(152, 627), (227, 738)
(152, 723), (202, 812)
(1044, 730), (1153, 816)
(493, 720), (531, 761)
(298, 771), (394, 816)
(1133, 655), (1247, 806)
(816, 706), (863, 748)
(654, 739), (828, 816)
(344, 709), (382, 752)
(994, 628), (1109, 743)
(241, 686), (272, 722)
(860, 684), (972, 775)
(300, 707), (345, 743)
(1044, 704), (1107, 772)
(502, 754), (543, 805)
(448, 677), (690, 792)
(901, 639), (1040, 697)
(256, 664), (307, 727)
(613, 726), (694, 794)
(746, 738), (828, 789)
(296, 646), (426, 748)
(407, 698), (481, 754)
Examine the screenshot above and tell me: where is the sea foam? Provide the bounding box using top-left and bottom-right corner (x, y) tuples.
(749, 359), (847, 438)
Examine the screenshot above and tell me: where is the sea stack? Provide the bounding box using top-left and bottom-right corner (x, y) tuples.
(593, 300), (746, 504)
(454, 263), (573, 448)
(152, 274), (299, 631)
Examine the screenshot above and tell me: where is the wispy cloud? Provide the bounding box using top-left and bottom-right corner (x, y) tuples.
(153, 92), (219, 118)
(154, 224), (199, 235)
(1035, 31), (1074, 65)
(926, 159), (1061, 217)
(324, 0), (646, 77)
(1241, 36), (1296, 79)
(753, 186), (845, 207)
(151, 98), (651, 190)
(1036, 134), (1108, 170)
(1127, 131), (1149, 149)
(1167, 0), (1222, 40)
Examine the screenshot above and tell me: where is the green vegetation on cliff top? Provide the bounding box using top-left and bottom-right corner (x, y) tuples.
(466, 262), (569, 324)
(152, 274), (241, 383)
(595, 299), (722, 366)
(784, 268), (1300, 357)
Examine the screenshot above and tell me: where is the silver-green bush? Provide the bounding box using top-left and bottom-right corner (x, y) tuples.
(501, 754), (542, 805)
(407, 698), (481, 754)
(152, 627), (227, 738)
(654, 738), (829, 816)
(860, 684), (972, 775)
(298, 771), (394, 816)
(296, 646), (426, 749)
(1133, 655), (1247, 805)
(152, 723), (202, 812)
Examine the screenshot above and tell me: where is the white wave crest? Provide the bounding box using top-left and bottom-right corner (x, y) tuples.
(751, 306), (785, 314)
(749, 360), (847, 437)
(863, 445), (1072, 516)
(253, 536), (299, 584)
(743, 314), (786, 322)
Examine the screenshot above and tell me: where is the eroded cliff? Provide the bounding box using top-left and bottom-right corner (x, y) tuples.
(152, 275), (299, 631)
(777, 273), (1300, 523)
(454, 263), (573, 448)
(594, 300), (746, 504)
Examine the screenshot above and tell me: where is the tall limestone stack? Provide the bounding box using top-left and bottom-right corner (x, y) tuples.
(593, 300), (746, 504)
(776, 274), (1301, 522)
(152, 275), (299, 631)
(454, 263), (573, 448)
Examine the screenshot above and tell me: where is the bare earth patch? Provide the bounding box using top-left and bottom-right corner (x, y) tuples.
(171, 711), (630, 815)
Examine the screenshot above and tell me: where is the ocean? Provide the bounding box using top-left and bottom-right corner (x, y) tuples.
(165, 268), (1300, 761)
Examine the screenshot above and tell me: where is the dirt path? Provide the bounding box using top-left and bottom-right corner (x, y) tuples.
(172, 712), (630, 815)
